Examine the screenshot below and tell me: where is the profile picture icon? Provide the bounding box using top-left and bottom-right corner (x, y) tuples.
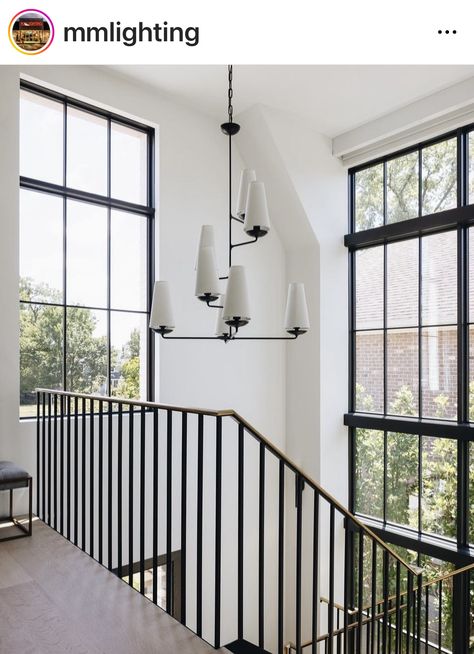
(9, 9), (54, 54)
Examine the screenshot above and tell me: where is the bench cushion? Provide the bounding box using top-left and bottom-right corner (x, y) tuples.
(0, 461), (30, 490)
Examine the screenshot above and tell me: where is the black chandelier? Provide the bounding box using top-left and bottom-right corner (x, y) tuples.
(149, 65), (310, 342)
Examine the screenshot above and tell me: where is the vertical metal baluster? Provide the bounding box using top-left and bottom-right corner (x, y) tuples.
(313, 491), (320, 654)
(42, 392), (46, 521)
(108, 401), (113, 571)
(425, 584), (429, 654)
(47, 393), (51, 525)
(371, 541), (377, 654)
(214, 416), (222, 648)
(437, 580), (442, 653)
(53, 394), (57, 530)
(98, 400), (103, 565)
(128, 405), (134, 586)
(36, 392), (41, 519)
(328, 505), (335, 654)
(196, 414), (203, 637)
(181, 412), (188, 625)
(152, 407), (158, 605)
(74, 396), (78, 546)
(90, 398), (94, 558)
(81, 397), (86, 551)
(258, 441), (265, 650)
(416, 574), (422, 654)
(166, 409), (172, 613)
(139, 406), (146, 595)
(117, 403), (123, 575)
(382, 550), (389, 654)
(59, 395), (64, 535)
(388, 599), (392, 654)
(278, 459), (285, 654)
(67, 395), (71, 540)
(395, 562), (401, 654)
(378, 604), (381, 650)
(357, 531), (364, 653)
(406, 572), (413, 654)
(238, 423), (244, 641)
(295, 475), (303, 654)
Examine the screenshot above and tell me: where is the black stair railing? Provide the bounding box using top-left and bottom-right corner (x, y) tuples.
(36, 389), (421, 653)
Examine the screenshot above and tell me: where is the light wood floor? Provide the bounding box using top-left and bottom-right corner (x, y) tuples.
(0, 519), (225, 654)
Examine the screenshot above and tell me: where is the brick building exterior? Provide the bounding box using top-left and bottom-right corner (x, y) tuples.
(355, 231), (460, 419)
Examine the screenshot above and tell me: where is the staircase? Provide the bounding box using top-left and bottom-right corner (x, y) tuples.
(35, 389), (472, 653)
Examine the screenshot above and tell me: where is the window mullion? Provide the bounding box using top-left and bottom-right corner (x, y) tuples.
(63, 98), (68, 393)
(107, 118), (112, 398)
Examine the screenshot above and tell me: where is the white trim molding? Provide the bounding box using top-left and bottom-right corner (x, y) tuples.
(333, 75), (474, 167)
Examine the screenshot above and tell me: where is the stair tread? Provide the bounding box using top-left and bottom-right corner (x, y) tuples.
(225, 639), (272, 654)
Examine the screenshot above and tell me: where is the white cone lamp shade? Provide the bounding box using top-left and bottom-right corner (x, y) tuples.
(194, 225), (216, 270)
(236, 169), (256, 219)
(284, 282), (310, 335)
(149, 281), (175, 335)
(215, 294), (231, 339)
(244, 181), (270, 238)
(223, 265), (251, 328)
(195, 246), (220, 302)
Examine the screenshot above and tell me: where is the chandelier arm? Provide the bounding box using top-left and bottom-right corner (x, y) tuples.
(160, 335), (222, 340)
(231, 237), (259, 250)
(232, 335), (299, 340)
(157, 334), (299, 341)
(205, 300), (224, 309)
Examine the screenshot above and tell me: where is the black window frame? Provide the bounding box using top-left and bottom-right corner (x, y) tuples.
(19, 80), (155, 418)
(346, 126), (474, 561)
(346, 128), (474, 651)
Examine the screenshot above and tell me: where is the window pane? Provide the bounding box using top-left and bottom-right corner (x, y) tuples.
(469, 227), (474, 323)
(355, 246), (383, 329)
(421, 436), (456, 539)
(386, 432), (418, 529)
(422, 139), (457, 215)
(111, 211), (147, 311)
(387, 239), (418, 328)
(355, 165), (383, 232)
(20, 190), (63, 303)
(355, 331), (383, 413)
(354, 428), (384, 519)
(469, 132), (474, 203)
(66, 308), (108, 394)
(469, 326), (474, 422)
(20, 90), (63, 185)
(67, 201), (108, 308)
(111, 124), (147, 205)
(421, 231), (457, 326)
(67, 107), (107, 195)
(20, 303), (63, 417)
(421, 326), (457, 420)
(111, 312), (148, 400)
(470, 442), (474, 543)
(386, 152), (419, 224)
(387, 328), (418, 416)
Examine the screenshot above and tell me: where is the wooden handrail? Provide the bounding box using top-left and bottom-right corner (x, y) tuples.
(36, 388), (419, 575)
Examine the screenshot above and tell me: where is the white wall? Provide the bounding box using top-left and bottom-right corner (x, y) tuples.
(0, 65), (287, 494)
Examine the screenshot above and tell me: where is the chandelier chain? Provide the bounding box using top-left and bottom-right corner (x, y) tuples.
(228, 65), (233, 122)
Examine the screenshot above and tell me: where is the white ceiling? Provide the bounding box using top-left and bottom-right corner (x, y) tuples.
(110, 65), (474, 137)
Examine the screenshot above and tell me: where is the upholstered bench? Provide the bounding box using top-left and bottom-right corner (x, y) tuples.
(0, 461), (32, 542)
